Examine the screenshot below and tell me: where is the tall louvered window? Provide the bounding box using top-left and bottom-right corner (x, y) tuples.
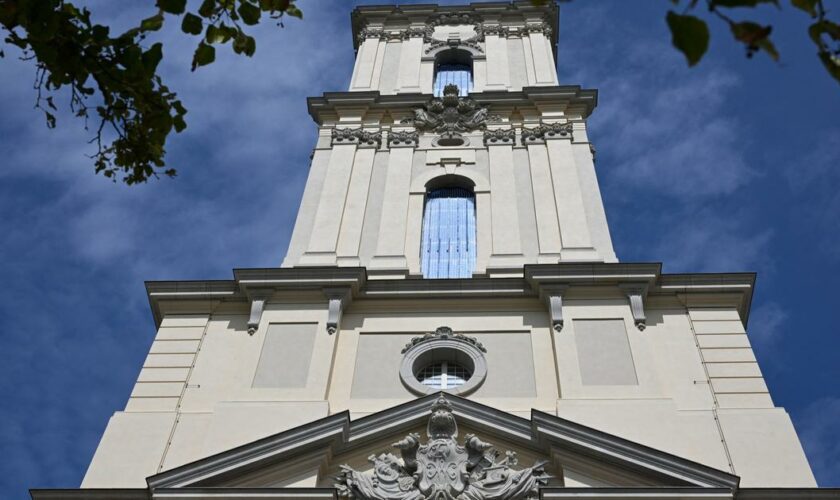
(421, 187), (476, 279)
(434, 64), (473, 96)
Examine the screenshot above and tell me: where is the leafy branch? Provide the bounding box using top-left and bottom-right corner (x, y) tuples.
(0, 0), (301, 184)
(666, 0), (840, 83)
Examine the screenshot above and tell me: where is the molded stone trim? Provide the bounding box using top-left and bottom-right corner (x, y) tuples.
(399, 327), (488, 396)
(144, 392), (740, 491)
(324, 287), (352, 335)
(245, 292), (272, 335)
(521, 123), (574, 145)
(145, 264), (755, 329)
(619, 283), (649, 331)
(541, 285), (568, 332)
(483, 128), (515, 146)
(387, 130), (419, 148)
(330, 128), (382, 148)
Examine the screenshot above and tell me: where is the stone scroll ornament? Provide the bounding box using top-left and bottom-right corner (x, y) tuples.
(403, 84), (495, 144)
(335, 395), (551, 500)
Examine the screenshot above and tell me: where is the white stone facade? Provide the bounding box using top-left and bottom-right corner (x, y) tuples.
(70, 2), (821, 499)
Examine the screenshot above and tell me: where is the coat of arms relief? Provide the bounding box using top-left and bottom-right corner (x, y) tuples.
(403, 84), (496, 146)
(335, 396), (551, 500)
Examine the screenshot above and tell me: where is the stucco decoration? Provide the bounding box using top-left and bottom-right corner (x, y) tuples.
(404, 85), (493, 145)
(389, 130), (420, 148)
(335, 395), (551, 500)
(399, 327), (488, 396)
(424, 12), (484, 54)
(520, 123), (574, 145)
(483, 21), (553, 39)
(332, 128), (382, 148)
(401, 326), (486, 354)
(483, 129), (515, 146)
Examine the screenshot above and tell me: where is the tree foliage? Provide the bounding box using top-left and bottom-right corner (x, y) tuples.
(666, 0), (840, 82)
(0, 0), (301, 184)
(0, 0), (837, 185)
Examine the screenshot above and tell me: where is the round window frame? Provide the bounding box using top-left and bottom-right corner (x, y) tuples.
(400, 337), (487, 396)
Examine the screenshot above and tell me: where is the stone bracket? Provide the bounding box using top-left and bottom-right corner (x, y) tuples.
(542, 285), (568, 332)
(246, 293), (272, 335)
(325, 287), (352, 335)
(619, 284), (648, 331)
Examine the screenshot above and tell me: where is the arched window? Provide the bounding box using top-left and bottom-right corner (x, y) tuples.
(434, 49), (473, 97)
(421, 187), (476, 279)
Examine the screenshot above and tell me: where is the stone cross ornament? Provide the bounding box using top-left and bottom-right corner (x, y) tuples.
(335, 395), (551, 500)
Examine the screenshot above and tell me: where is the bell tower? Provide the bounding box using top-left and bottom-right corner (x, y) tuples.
(46, 2), (825, 499)
(283, 1), (616, 277)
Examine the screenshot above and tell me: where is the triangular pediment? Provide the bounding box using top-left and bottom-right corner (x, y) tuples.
(147, 393), (738, 496)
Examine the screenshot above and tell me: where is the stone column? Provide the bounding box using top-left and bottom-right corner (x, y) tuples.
(350, 36), (385, 90)
(485, 129), (523, 266)
(525, 140), (562, 262)
(336, 146), (377, 266)
(396, 37), (423, 93)
(370, 131), (417, 273)
(484, 34), (511, 90)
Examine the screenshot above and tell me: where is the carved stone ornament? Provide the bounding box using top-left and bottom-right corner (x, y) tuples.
(483, 129), (515, 146)
(520, 123), (573, 145)
(389, 130), (420, 148)
(424, 12), (484, 54)
(335, 395), (551, 500)
(332, 128), (383, 148)
(479, 20), (553, 39)
(403, 85), (494, 143)
(402, 326), (486, 354)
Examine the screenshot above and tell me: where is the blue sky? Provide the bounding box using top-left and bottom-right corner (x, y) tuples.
(1, 0), (839, 497)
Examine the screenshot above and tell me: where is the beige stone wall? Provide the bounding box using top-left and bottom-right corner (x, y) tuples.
(283, 127), (616, 273)
(83, 297), (815, 488)
(349, 25), (558, 95)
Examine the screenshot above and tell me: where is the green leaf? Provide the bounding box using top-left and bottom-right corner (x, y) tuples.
(233, 32), (257, 56)
(205, 24), (235, 44)
(192, 43), (215, 70)
(181, 13), (203, 35)
(142, 43), (164, 74)
(238, 1), (261, 25)
(198, 0), (217, 17)
(140, 13), (164, 32)
(791, 0), (818, 17)
(817, 52), (840, 83)
(730, 21), (777, 59)
(285, 4), (302, 18)
(157, 0), (187, 15)
(666, 11), (710, 66)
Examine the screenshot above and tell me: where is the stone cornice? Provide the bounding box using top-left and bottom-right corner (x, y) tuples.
(350, 1), (559, 53)
(140, 392), (738, 491)
(306, 86), (599, 126)
(30, 487), (840, 500)
(145, 263), (755, 328)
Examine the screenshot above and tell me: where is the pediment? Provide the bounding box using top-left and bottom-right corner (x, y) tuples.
(147, 393), (738, 497)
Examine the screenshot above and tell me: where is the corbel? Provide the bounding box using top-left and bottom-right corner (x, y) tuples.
(324, 287), (352, 335)
(246, 292), (272, 335)
(619, 283), (648, 331)
(542, 285), (568, 332)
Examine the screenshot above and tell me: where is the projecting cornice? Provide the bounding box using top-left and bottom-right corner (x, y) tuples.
(349, 1), (559, 54)
(144, 263), (755, 329)
(306, 86), (598, 126)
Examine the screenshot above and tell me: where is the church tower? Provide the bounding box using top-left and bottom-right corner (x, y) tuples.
(37, 2), (828, 499)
